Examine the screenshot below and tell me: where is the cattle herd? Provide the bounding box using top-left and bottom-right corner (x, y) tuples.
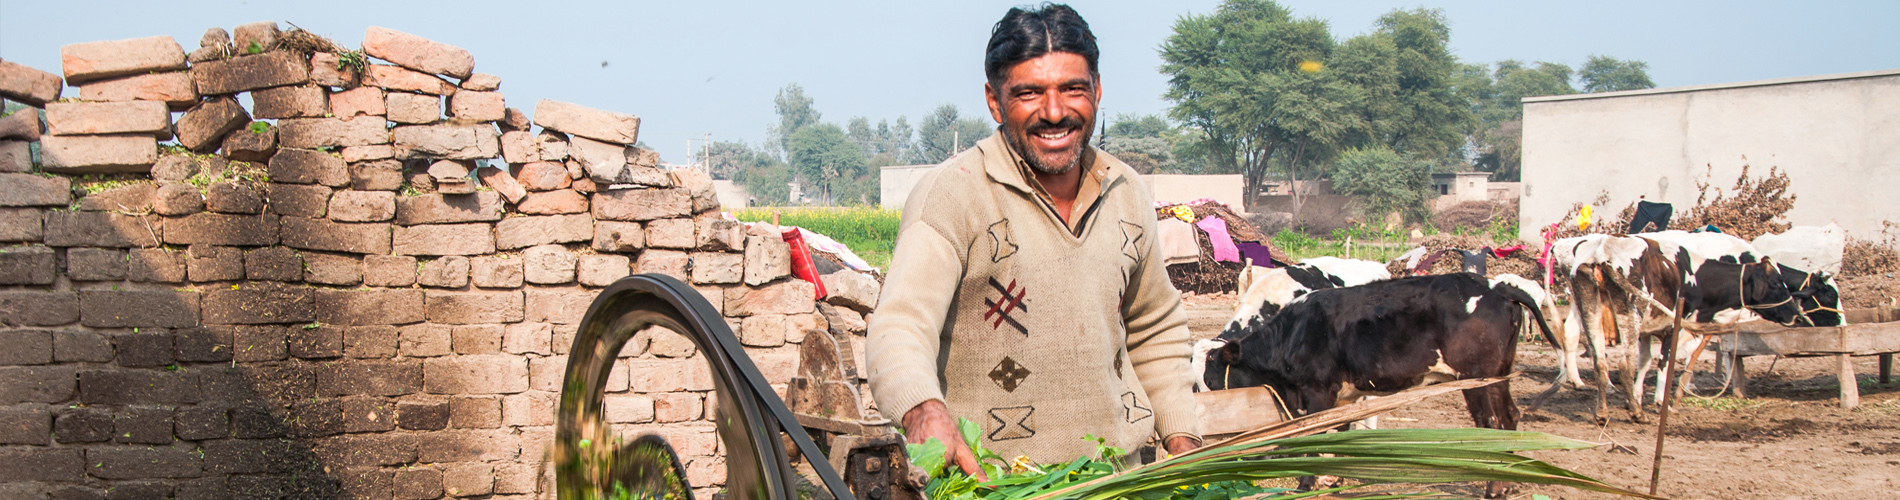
(1193, 227), (1846, 498)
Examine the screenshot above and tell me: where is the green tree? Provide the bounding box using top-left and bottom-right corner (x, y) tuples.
(705, 140), (776, 180)
(739, 163), (794, 206)
(768, 83), (821, 160)
(914, 104), (991, 164)
(787, 123), (872, 205)
(1108, 113), (1172, 139)
(1579, 55), (1656, 93)
(1331, 146), (1434, 223)
(1101, 136), (1174, 174)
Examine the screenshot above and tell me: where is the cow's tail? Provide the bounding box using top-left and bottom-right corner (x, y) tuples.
(1601, 265), (1678, 318)
(1493, 282), (1560, 350)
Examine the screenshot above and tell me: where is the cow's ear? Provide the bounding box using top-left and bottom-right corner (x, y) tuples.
(1216, 341), (1241, 364)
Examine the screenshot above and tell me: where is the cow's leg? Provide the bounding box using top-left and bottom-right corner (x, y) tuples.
(1578, 280), (1615, 425)
(1294, 386), (1343, 493)
(1623, 304), (1651, 423)
(1461, 380), (1518, 499)
(1562, 302), (1587, 387)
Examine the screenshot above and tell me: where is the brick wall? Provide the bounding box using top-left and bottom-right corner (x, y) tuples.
(0, 22), (882, 500)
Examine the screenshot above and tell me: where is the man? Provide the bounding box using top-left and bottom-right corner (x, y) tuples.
(866, 4), (1200, 479)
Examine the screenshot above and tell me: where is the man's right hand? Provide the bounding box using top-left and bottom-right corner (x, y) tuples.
(901, 399), (987, 481)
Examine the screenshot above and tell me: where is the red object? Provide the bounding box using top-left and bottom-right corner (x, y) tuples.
(781, 227), (828, 300)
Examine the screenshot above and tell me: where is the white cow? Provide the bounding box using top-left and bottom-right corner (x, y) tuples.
(1753, 224), (1846, 275)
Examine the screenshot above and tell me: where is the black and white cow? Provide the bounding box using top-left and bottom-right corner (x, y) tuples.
(1200, 258), (1393, 392)
(1203, 273), (1556, 498)
(1639, 230), (1843, 326)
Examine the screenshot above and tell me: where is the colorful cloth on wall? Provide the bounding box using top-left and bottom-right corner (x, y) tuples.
(1195, 217), (1240, 263)
(1166, 205), (1197, 223)
(1235, 241), (1279, 268)
(1157, 218), (1201, 266)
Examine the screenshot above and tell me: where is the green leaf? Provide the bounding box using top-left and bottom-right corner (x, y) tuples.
(906, 437), (946, 476)
(957, 417), (981, 451)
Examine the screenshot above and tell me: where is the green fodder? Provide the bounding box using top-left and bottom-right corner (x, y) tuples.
(1273, 227), (1412, 263)
(731, 206), (901, 270)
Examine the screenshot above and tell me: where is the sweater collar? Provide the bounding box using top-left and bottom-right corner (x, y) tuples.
(976, 131), (1126, 200)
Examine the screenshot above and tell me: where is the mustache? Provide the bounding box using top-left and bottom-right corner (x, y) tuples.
(1026, 115), (1087, 135)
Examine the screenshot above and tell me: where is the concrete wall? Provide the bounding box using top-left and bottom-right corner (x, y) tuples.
(878, 164), (935, 209)
(1519, 68), (1900, 240)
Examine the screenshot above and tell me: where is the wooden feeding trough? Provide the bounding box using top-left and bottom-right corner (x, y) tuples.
(1710, 307), (1900, 409)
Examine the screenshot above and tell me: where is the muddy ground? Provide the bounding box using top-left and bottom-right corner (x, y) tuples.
(1178, 290), (1900, 500)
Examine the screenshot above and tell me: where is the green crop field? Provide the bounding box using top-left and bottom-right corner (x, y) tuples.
(730, 206), (902, 270)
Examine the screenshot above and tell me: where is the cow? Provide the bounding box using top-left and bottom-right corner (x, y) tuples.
(1546, 234), (1685, 423)
(1203, 273), (1557, 498)
(1208, 259), (1391, 392)
(1640, 230), (1844, 326)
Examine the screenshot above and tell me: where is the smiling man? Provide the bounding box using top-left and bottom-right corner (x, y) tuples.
(866, 3), (1200, 478)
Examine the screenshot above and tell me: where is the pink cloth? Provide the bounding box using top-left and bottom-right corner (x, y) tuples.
(1195, 217), (1241, 263)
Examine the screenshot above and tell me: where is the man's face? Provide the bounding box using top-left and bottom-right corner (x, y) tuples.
(986, 52), (1100, 176)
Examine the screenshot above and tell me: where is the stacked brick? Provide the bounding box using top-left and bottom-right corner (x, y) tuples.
(0, 23), (884, 500)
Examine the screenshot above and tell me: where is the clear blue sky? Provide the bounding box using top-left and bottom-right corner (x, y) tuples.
(4, 1), (1896, 164)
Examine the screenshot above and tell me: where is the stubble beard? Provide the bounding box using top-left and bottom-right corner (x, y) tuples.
(1001, 108), (1092, 176)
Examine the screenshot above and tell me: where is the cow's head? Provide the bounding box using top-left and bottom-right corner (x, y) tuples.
(1779, 264), (1844, 327)
(1202, 336), (1271, 391)
(1741, 260), (1807, 326)
(1226, 268), (1317, 338)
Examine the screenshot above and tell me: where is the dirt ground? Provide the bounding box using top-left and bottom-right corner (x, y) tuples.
(1177, 292), (1900, 500)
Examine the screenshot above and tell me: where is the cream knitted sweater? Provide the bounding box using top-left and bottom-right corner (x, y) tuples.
(867, 133), (1199, 464)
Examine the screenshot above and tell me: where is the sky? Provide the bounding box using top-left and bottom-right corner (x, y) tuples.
(3, 0), (1897, 164)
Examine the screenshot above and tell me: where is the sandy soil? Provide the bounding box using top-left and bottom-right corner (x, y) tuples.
(1178, 292), (1900, 500)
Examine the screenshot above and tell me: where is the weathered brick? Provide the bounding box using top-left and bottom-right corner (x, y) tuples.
(538, 130), (571, 161)
(309, 52), (360, 87)
(0, 291), (80, 327)
(697, 216), (744, 251)
(569, 135), (625, 182)
(317, 434), (417, 467)
(394, 223), (495, 256)
(318, 361), (422, 397)
(175, 96), (251, 153)
(553, 324), (579, 355)
(392, 123), (499, 160)
(87, 445), (202, 479)
(449, 396), (501, 429)
(191, 51), (309, 95)
(396, 399), (448, 431)
(645, 217), (695, 249)
(739, 314), (788, 348)
(0, 141), (32, 174)
(604, 393), (655, 423)
(394, 467), (443, 500)
(315, 288), (425, 326)
(152, 183), (205, 216)
(451, 324), (503, 354)
(416, 429), (520, 464)
(112, 330), (174, 368)
(45, 100), (171, 137)
(441, 461), (495, 497)
(1, 58), (64, 106)
(384, 91), (440, 124)
(186, 244), (245, 282)
(0, 208), (41, 242)
(517, 189), (589, 215)
(500, 131), (536, 165)
(743, 232), (792, 286)
(268, 148), (349, 186)
(476, 165), (526, 204)
(365, 254), (417, 287)
(0, 330), (52, 366)
(512, 161), (568, 192)
(331, 87), (386, 122)
(203, 181), (265, 214)
(823, 270), (881, 313)
(636, 249), (689, 281)
(350, 159), (405, 191)
(424, 291), (523, 324)
(525, 288), (593, 324)
(449, 90), (504, 121)
(76, 184), (156, 214)
(228, 405), (288, 439)
(221, 124), (278, 162)
(328, 190), (396, 222)
(522, 244), (577, 285)
(394, 191), (503, 225)
(79, 71), (197, 110)
(0, 447), (83, 482)
(422, 355), (527, 395)
(724, 279), (816, 316)
(77, 369), (196, 405)
(202, 282), (313, 324)
(593, 187), (691, 221)
(61, 36), (188, 85)
(277, 117), (391, 149)
(55, 406), (112, 443)
(173, 406), (229, 441)
(494, 463), (538, 495)
(78, 289), (200, 328)
(593, 220), (645, 253)
(418, 255), (470, 288)
(626, 358), (715, 393)
(56, 330), (113, 362)
(37, 134), (159, 174)
(226, 324), (288, 362)
(337, 397), (396, 433)
(0, 245), (55, 285)
(653, 392), (703, 422)
(0, 173), (73, 207)
(202, 438), (304, 475)
(345, 325), (399, 359)
(365, 64), (457, 96)
(261, 184), (330, 222)
(251, 84), (329, 119)
(399, 324), (450, 358)
(172, 327), (230, 363)
(578, 254), (632, 287)
(44, 211), (158, 248)
(113, 406), (174, 444)
(495, 213), (590, 250)
(533, 99), (639, 144)
(363, 27), (475, 79)
(65, 247), (126, 281)
(279, 217), (392, 254)
(501, 390), (556, 426)
(288, 323), (344, 359)
(163, 212), (278, 246)
(0, 404), (52, 444)
(243, 246), (300, 281)
(302, 251), (363, 285)
(469, 254), (522, 288)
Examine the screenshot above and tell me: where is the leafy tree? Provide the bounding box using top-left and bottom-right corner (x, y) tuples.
(787, 123), (871, 205)
(1579, 55), (1656, 93)
(1462, 60), (1578, 181)
(705, 140), (775, 180)
(739, 163), (794, 206)
(1331, 146), (1434, 223)
(1101, 136), (1174, 174)
(767, 83), (822, 160)
(914, 104), (991, 164)
(1108, 113), (1173, 139)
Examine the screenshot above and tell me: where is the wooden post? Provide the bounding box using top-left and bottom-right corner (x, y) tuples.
(1880, 353), (1893, 385)
(1730, 353), (1747, 398)
(1649, 297), (1686, 496)
(1838, 353), (1860, 409)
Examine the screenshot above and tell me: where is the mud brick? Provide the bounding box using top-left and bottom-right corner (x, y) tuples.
(495, 214), (590, 250)
(500, 390), (555, 426)
(593, 187), (691, 221)
(56, 406), (113, 443)
(335, 397), (394, 433)
(302, 251), (363, 285)
(221, 124), (277, 162)
(451, 324), (503, 354)
(343, 146), (395, 163)
(204, 182), (265, 214)
(394, 223), (495, 256)
(652, 392), (703, 422)
(289, 323), (344, 359)
(394, 191), (503, 225)
(171, 326), (230, 363)
(538, 130), (570, 160)
(309, 52), (360, 87)
(418, 255), (471, 288)
(517, 189), (589, 215)
(78, 289), (200, 328)
(61, 36), (187, 85)
(476, 165), (526, 204)
(439, 462), (495, 497)
(350, 159), (405, 191)
(578, 254), (632, 287)
(77, 369), (197, 405)
(335, 467), (392, 500)
(45, 211), (158, 247)
(201, 281), (313, 324)
(0, 447), (82, 482)
(384, 91), (440, 124)
(173, 406), (229, 440)
(243, 246), (300, 281)
(0, 173), (72, 207)
(522, 244), (577, 285)
(53, 330), (113, 364)
(635, 249), (688, 281)
(822, 271), (880, 313)
(0, 58), (64, 106)
(0, 141), (30, 174)
(422, 355), (527, 395)
(724, 279), (816, 316)
(0, 404), (52, 444)
(78, 71), (197, 110)
(364, 254), (417, 287)
(202, 438), (303, 474)
(319, 361), (421, 397)
(392, 123), (499, 160)
(229, 405), (286, 438)
(264, 183), (330, 218)
(0, 208), (40, 242)
(191, 51), (308, 95)
(363, 27), (474, 79)
(697, 216), (744, 251)
(644, 217), (694, 249)
(279, 217), (393, 255)
(592, 220), (645, 253)
(330, 87), (386, 122)
(525, 288), (592, 324)
(392, 466), (443, 500)
(268, 148), (349, 186)
(396, 399), (448, 431)
(533, 99), (639, 144)
(175, 96), (250, 153)
(415, 428), (519, 463)
(315, 288), (424, 326)
(327, 190), (395, 223)
(0, 291), (80, 327)
(113, 406), (174, 444)
(500, 131), (535, 164)
(37, 134), (160, 174)
(626, 358), (715, 393)
(449, 90), (504, 121)
(65, 247), (126, 281)
(186, 245), (244, 282)
(469, 255), (523, 288)
(164, 212), (279, 246)
(449, 396), (501, 428)
(153, 183), (205, 216)
(112, 330), (175, 368)
(46, 100), (171, 137)
(513, 161), (568, 191)
(604, 393), (654, 423)
(739, 314), (787, 348)
(399, 324), (451, 358)
(251, 84), (328, 119)
(365, 64), (457, 96)
(570, 135), (625, 181)
(0, 329), (52, 366)
(494, 463), (538, 495)
(87, 446), (203, 480)
(345, 326), (400, 359)
(424, 291), (523, 325)
(277, 117), (391, 149)
(226, 324), (288, 362)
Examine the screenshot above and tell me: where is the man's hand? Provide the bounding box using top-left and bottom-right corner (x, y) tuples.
(1163, 435), (1200, 457)
(901, 399), (987, 481)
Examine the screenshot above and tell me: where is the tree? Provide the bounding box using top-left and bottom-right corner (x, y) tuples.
(1579, 55), (1656, 93)
(787, 123), (872, 205)
(1108, 113), (1172, 139)
(1101, 136), (1174, 174)
(703, 140), (776, 180)
(1331, 146), (1434, 223)
(914, 104), (991, 164)
(739, 163), (794, 206)
(1463, 60), (1577, 181)
(767, 83), (821, 160)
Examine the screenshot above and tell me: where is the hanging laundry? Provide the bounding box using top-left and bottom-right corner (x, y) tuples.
(1195, 217), (1241, 263)
(1167, 205), (1197, 223)
(1157, 218), (1201, 266)
(1235, 241), (1279, 268)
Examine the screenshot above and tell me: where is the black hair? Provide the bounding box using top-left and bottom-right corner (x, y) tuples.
(984, 3), (1100, 89)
